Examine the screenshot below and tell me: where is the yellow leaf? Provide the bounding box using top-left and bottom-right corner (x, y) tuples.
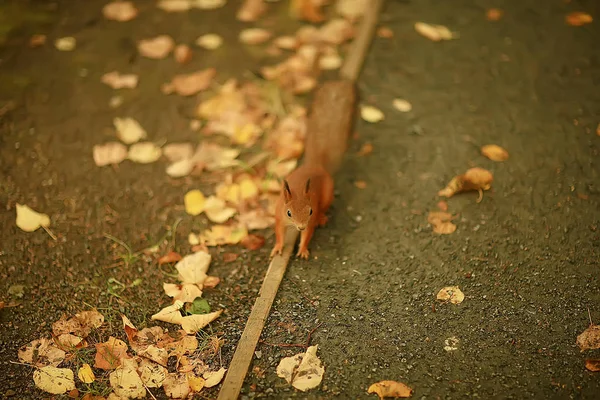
(151, 301), (185, 324)
(239, 179), (259, 200)
(127, 142), (162, 164)
(180, 310), (223, 334)
(16, 203), (50, 232)
(414, 22), (456, 41)
(204, 196), (237, 223)
(196, 34), (223, 49)
(78, 363), (95, 383)
(33, 366), (75, 395)
(184, 190), (206, 216)
(175, 251), (211, 284)
(368, 380), (413, 399)
(481, 144), (509, 161)
(203, 367), (227, 388)
(188, 375), (206, 392)
(436, 286), (465, 304)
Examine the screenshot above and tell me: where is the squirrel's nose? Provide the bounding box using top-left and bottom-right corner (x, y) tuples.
(297, 225), (306, 231)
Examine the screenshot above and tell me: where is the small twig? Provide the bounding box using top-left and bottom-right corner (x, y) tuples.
(588, 308), (594, 326)
(9, 360), (34, 368)
(42, 226), (57, 241)
(305, 322), (323, 348)
(142, 382), (158, 400)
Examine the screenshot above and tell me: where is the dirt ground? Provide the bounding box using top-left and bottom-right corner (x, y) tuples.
(1, 0), (599, 399)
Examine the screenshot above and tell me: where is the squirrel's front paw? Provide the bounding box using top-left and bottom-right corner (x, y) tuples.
(270, 244), (283, 258)
(296, 248), (310, 259)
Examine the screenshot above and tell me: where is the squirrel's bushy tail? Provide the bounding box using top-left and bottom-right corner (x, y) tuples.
(302, 80), (357, 175)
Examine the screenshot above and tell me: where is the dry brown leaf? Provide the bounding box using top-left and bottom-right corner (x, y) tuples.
(203, 276), (220, 288)
(18, 338), (65, 368)
(237, 0), (267, 22)
(77, 363), (95, 384)
(103, 1), (138, 21)
(101, 71), (139, 89)
(114, 117), (147, 144)
(138, 35), (175, 59)
(585, 359), (600, 372)
(481, 144), (509, 161)
(438, 167), (493, 198)
(163, 143), (194, 162)
(29, 34), (46, 47)
(164, 283), (203, 303)
(414, 22), (456, 41)
(577, 324), (600, 351)
(239, 28), (272, 45)
(152, 301), (185, 325)
(52, 310), (104, 337)
(195, 0), (227, 9)
(162, 68), (216, 96)
(222, 253), (239, 263)
(158, 251), (183, 265)
(354, 180), (367, 189)
(15, 204), (51, 233)
(368, 380), (413, 399)
(95, 337), (130, 370)
(241, 234), (266, 250)
(274, 35), (298, 50)
(486, 8), (503, 21)
(566, 12), (593, 26)
(290, 0), (327, 22)
(192, 142), (241, 171)
(205, 196), (237, 223)
(55, 334), (86, 350)
(427, 211), (457, 234)
(174, 44), (193, 64)
(203, 367), (227, 387)
(436, 286), (465, 304)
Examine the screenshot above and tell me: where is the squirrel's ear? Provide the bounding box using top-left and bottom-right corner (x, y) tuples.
(283, 180), (292, 201)
(304, 178), (311, 196)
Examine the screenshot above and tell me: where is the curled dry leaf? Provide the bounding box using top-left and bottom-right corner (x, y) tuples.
(102, 1), (138, 21)
(239, 28), (272, 45)
(427, 211), (456, 234)
(392, 98), (412, 112)
(139, 358), (168, 388)
(181, 310), (223, 334)
(174, 44), (193, 64)
(368, 380), (413, 399)
(157, 0), (191, 12)
(128, 142), (162, 164)
(566, 12), (593, 26)
(16, 204), (50, 233)
(18, 338), (65, 367)
(319, 51), (343, 70)
(95, 337), (130, 370)
(438, 167), (493, 198)
(237, 0), (266, 22)
(414, 22), (456, 41)
(586, 359), (600, 372)
(158, 251), (183, 265)
(162, 68), (216, 96)
(481, 144), (509, 161)
(241, 234), (266, 250)
(101, 71), (139, 89)
(196, 34), (223, 49)
(486, 8), (503, 21)
(576, 324), (600, 351)
(152, 300), (185, 325)
(114, 117), (147, 144)
(109, 358), (145, 398)
(55, 37), (76, 51)
(361, 105), (384, 123)
(78, 364), (95, 384)
(138, 35), (175, 59)
(276, 345), (324, 392)
(56, 334), (86, 350)
(176, 251), (211, 285)
(436, 286), (465, 304)
(33, 367), (75, 395)
(184, 189), (206, 216)
(203, 367), (227, 387)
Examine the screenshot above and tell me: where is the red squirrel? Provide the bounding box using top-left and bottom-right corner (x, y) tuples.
(270, 81), (356, 259)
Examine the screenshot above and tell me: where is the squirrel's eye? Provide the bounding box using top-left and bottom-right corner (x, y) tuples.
(309, 208), (313, 215)
(287, 210), (292, 218)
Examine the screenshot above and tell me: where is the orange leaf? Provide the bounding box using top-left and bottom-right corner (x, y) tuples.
(159, 251), (183, 265)
(566, 12), (593, 26)
(585, 359), (600, 372)
(241, 234), (265, 250)
(438, 167), (493, 198)
(368, 380), (413, 399)
(486, 8), (503, 21)
(94, 337), (129, 370)
(357, 142), (373, 156)
(481, 144), (509, 161)
(354, 181), (367, 189)
(222, 253), (239, 263)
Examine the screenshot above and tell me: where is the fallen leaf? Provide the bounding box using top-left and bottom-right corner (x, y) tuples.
(121, 314), (138, 343)
(29, 34), (46, 47)
(164, 283), (203, 303)
(377, 26), (394, 38)
(205, 196), (237, 223)
(267, 159), (297, 178)
(138, 35), (175, 59)
(159, 251), (183, 265)
(102, 71), (139, 89)
(241, 234), (265, 250)
(139, 345), (169, 366)
(436, 286), (465, 304)
(414, 22), (456, 41)
(335, 0), (368, 21)
(103, 1), (138, 21)
(167, 159), (194, 177)
(128, 142), (162, 164)
(566, 12), (593, 26)
(585, 359), (600, 372)
(486, 8), (503, 21)
(276, 345), (324, 392)
(77, 364), (95, 384)
(139, 358), (168, 388)
(157, 0), (191, 12)
(55, 334), (86, 350)
(192, 142), (241, 171)
(237, 209), (275, 230)
(361, 105), (384, 123)
(94, 337), (129, 370)
(223, 253), (239, 262)
(444, 336), (460, 351)
(152, 300), (185, 325)
(163, 373), (190, 398)
(274, 35), (298, 50)
(176, 251), (211, 284)
(290, 0), (326, 22)
(189, 375), (206, 391)
(16, 204), (50, 233)
(52, 310), (104, 337)
(33, 366), (75, 395)
(239, 28), (272, 45)
(163, 143), (194, 162)
(237, 0), (266, 21)
(203, 367), (227, 387)
(181, 310), (223, 333)
(114, 117), (147, 144)
(427, 211), (456, 234)
(162, 68), (216, 96)
(195, 0), (227, 9)
(438, 167), (493, 198)
(174, 44), (193, 64)
(354, 180), (367, 189)
(109, 358), (145, 398)
(93, 142), (127, 167)
(184, 190), (206, 216)
(55, 37), (76, 51)
(481, 144), (509, 161)
(319, 18), (354, 45)
(196, 34), (223, 49)
(197, 224), (248, 246)
(392, 98), (412, 112)
(368, 380), (413, 399)
(18, 338), (65, 367)
(319, 51), (343, 70)
(437, 200), (448, 212)
(577, 324), (600, 351)
(203, 276), (220, 288)
(357, 142), (373, 156)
